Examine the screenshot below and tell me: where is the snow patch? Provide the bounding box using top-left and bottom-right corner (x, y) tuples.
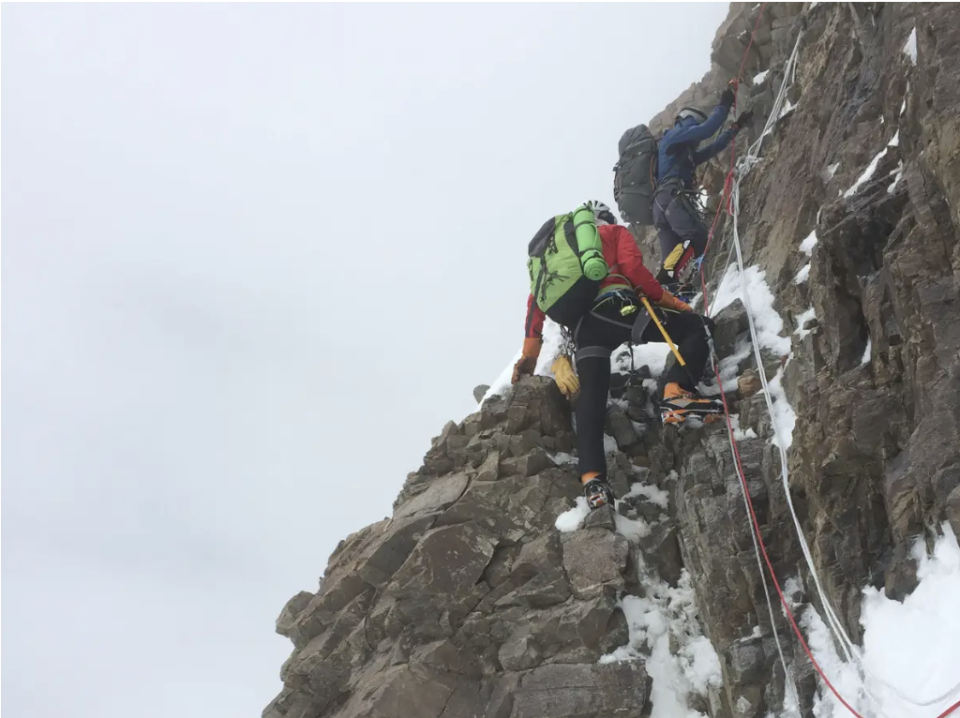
(604, 434), (619, 455)
(602, 568), (722, 717)
(794, 263), (811, 285)
(548, 451), (577, 466)
(825, 162), (840, 181)
(795, 307), (816, 340)
(616, 342), (673, 380)
(711, 338), (753, 395)
(481, 319), (566, 404)
(624, 481), (670, 510)
(766, 364), (797, 449)
(844, 147), (889, 198)
(888, 161), (904, 194)
(859, 338), (872, 366)
(903, 27), (917, 65)
(729, 414), (759, 441)
(799, 230), (819, 256)
(555, 498), (590, 532)
(615, 513), (652, 542)
(753, 69), (769, 84)
(778, 99), (797, 120)
(806, 526), (960, 717)
(888, 130), (900, 147)
(712, 264), (791, 357)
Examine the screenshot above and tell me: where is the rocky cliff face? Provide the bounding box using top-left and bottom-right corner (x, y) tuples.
(265, 3), (959, 717)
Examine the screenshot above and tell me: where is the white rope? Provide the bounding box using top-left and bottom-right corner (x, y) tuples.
(713, 23), (960, 712)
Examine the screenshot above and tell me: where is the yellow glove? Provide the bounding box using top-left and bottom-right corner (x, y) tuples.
(551, 354), (580, 397)
(512, 337), (542, 384)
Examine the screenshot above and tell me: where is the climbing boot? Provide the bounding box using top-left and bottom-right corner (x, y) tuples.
(661, 382), (724, 425)
(583, 478), (615, 510)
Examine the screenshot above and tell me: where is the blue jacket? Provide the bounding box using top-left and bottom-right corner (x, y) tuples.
(657, 104), (736, 189)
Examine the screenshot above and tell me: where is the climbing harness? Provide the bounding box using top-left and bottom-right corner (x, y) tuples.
(697, 5), (960, 716)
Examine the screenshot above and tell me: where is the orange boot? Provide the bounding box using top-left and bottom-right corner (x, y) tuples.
(661, 382), (724, 425)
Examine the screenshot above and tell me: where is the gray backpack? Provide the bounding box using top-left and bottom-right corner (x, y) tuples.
(613, 124), (658, 226)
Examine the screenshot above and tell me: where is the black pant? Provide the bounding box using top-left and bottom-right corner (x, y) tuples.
(573, 293), (715, 477)
(652, 186), (709, 279)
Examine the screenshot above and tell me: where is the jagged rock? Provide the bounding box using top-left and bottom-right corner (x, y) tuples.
(476, 449), (500, 482)
(394, 472), (469, 519)
(606, 404), (640, 450)
(474, 384), (491, 402)
(275, 591), (313, 639)
(712, 299), (750, 358)
(561, 529), (629, 600)
(267, 5), (960, 718)
(387, 523), (498, 602)
(638, 520), (683, 587)
(737, 370), (762, 398)
(334, 664), (473, 718)
(510, 663), (650, 718)
(500, 448), (553, 478)
(584, 505), (617, 531)
(499, 626), (542, 671)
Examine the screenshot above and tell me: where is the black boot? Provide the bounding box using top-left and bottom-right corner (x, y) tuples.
(583, 478), (615, 510)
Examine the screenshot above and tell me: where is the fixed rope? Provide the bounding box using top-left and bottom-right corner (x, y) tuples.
(693, 6), (960, 717)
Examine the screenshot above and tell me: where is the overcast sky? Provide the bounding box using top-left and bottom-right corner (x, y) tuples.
(2, 4), (729, 716)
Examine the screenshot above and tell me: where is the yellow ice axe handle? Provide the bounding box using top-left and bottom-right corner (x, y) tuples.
(640, 297), (686, 367)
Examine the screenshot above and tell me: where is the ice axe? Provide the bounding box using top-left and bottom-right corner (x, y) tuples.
(639, 297), (687, 368)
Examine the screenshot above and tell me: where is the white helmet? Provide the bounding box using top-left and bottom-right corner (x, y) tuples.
(583, 200), (616, 225)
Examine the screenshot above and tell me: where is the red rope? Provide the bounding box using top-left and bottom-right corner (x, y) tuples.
(692, 5), (960, 716)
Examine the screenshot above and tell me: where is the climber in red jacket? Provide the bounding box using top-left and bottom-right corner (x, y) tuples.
(512, 201), (720, 510)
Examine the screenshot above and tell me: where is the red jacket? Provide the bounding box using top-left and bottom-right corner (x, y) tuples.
(524, 224), (664, 339)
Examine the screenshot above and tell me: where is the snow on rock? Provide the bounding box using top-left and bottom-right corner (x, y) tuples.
(710, 264), (795, 448)
(753, 69), (769, 84)
(859, 338), (872, 366)
(794, 263), (811, 285)
(844, 146), (889, 198)
(623, 481), (670, 510)
(614, 513), (652, 542)
(767, 364), (797, 449)
(616, 342), (672, 379)
(481, 350), (521, 404)
(712, 264), (791, 357)
(778, 98), (797, 120)
(888, 129), (900, 147)
(548, 451), (577, 466)
(601, 567), (722, 717)
(799, 229), (819, 256)
(795, 307), (816, 340)
(604, 434), (619, 455)
(555, 497), (590, 532)
(888, 161), (904, 194)
(806, 526), (960, 717)
(701, 337), (752, 397)
(481, 319), (566, 404)
(825, 162), (840, 181)
(903, 27), (918, 65)
(729, 414), (759, 441)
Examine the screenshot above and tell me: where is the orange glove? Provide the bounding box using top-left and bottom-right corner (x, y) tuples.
(658, 289), (692, 313)
(511, 337), (542, 384)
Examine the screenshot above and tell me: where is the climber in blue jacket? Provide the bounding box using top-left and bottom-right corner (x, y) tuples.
(654, 85), (753, 293)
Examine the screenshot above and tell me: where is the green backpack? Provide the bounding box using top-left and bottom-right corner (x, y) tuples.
(527, 205), (609, 327)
